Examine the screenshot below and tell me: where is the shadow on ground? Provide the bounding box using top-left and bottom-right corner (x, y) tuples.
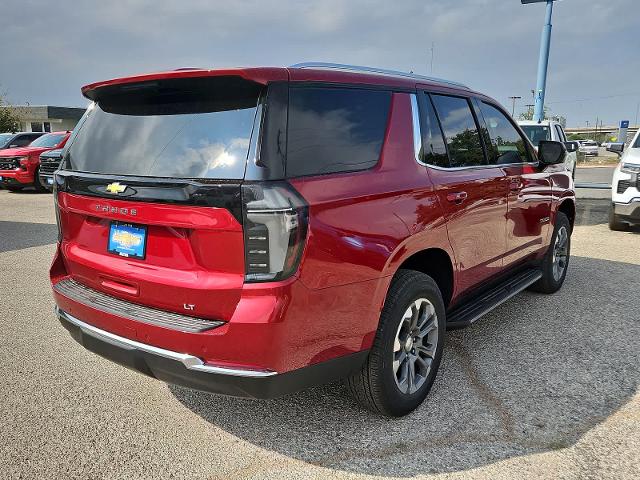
(576, 199), (640, 232)
(171, 255), (640, 475)
(0, 221), (57, 253)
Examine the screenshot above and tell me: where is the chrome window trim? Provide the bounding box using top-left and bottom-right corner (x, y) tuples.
(410, 94), (423, 164)
(57, 308), (278, 378)
(411, 91), (540, 172)
(424, 161), (540, 172)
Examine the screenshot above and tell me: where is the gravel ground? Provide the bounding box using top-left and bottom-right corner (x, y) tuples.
(1, 190), (639, 480)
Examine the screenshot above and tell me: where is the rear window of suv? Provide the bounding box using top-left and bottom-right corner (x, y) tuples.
(286, 87), (391, 177)
(64, 77), (262, 179)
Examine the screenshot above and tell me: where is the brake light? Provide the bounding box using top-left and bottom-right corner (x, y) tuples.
(241, 182), (308, 283)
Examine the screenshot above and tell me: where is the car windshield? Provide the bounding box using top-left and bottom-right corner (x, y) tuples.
(0, 133), (13, 147)
(520, 125), (550, 145)
(29, 133), (66, 148)
(64, 76), (262, 179)
(634, 135), (640, 148)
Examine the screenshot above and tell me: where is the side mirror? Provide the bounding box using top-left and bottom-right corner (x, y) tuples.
(607, 143), (625, 156)
(564, 141), (578, 153)
(538, 140), (567, 166)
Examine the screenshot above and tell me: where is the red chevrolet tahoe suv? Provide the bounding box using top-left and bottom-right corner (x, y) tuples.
(0, 131), (71, 191)
(50, 64), (575, 416)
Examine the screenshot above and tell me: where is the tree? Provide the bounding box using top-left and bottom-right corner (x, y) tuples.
(519, 106), (566, 127)
(0, 94), (21, 133)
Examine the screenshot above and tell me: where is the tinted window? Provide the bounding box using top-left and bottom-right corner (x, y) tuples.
(419, 94), (449, 167)
(554, 124), (566, 142)
(478, 102), (529, 164)
(286, 87), (391, 177)
(14, 136), (34, 147)
(431, 95), (485, 167)
(64, 77), (261, 179)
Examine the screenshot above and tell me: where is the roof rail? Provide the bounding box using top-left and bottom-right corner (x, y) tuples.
(289, 62), (469, 89)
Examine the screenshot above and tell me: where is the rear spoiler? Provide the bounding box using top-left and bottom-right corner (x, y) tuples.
(81, 67), (289, 101)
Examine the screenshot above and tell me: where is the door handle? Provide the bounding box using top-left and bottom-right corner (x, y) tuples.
(446, 191), (468, 203)
(509, 180), (523, 192)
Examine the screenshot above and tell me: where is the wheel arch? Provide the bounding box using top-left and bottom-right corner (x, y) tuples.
(558, 199), (576, 231)
(393, 248), (454, 309)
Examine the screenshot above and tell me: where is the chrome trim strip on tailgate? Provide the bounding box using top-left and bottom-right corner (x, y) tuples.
(57, 308), (277, 378)
(53, 278), (223, 333)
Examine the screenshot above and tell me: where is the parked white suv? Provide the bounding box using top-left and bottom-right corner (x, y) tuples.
(518, 120), (578, 178)
(608, 130), (640, 230)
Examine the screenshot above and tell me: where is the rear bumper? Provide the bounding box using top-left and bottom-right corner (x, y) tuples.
(57, 307), (368, 398)
(614, 200), (640, 223)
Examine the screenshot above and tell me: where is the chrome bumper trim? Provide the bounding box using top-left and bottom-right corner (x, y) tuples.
(57, 307), (277, 378)
(53, 278), (223, 333)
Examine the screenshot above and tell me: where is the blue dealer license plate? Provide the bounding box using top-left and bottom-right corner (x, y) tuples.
(108, 222), (147, 259)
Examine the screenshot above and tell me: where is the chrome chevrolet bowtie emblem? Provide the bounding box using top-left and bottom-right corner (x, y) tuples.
(105, 182), (127, 194)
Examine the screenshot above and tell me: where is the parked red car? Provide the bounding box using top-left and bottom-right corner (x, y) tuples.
(50, 64), (575, 416)
(0, 131), (71, 191)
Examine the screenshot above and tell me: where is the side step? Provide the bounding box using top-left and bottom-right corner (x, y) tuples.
(446, 268), (542, 329)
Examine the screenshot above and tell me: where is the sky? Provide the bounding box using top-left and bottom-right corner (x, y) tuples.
(1, 0), (638, 127)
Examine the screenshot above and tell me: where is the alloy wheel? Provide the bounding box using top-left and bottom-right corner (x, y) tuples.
(392, 298), (439, 395)
(552, 225), (569, 281)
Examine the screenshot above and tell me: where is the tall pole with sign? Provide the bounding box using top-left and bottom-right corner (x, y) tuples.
(522, 0), (556, 123)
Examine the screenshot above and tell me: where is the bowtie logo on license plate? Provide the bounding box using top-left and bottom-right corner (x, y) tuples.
(111, 230), (143, 249)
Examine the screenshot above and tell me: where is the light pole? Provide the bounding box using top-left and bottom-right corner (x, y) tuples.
(522, 0), (557, 123)
(509, 96), (522, 117)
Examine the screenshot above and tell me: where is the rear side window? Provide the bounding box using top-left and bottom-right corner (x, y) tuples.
(477, 102), (530, 165)
(286, 87), (391, 177)
(418, 93), (449, 167)
(430, 95), (485, 168)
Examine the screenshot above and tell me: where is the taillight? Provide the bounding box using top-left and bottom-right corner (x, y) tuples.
(241, 182), (308, 283)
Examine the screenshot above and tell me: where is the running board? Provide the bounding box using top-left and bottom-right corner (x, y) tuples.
(446, 268), (542, 329)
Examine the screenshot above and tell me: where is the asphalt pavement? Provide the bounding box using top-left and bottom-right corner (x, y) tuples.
(575, 165), (615, 200)
(1, 189), (639, 479)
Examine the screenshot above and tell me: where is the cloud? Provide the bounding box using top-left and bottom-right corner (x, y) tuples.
(0, 0), (637, 126)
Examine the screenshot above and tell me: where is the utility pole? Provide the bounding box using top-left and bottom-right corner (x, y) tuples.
(509, 96), (522, 117)
(522, 0), (557, 123)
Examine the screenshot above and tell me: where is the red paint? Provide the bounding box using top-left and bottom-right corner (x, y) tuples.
(51, 68), (576, 378)
(0, 131), (70, 186)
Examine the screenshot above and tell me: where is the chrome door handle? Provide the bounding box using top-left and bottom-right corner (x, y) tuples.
(446, 191), (468, 203)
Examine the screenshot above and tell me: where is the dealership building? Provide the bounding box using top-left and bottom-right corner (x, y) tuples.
(1, 105), (86, 133)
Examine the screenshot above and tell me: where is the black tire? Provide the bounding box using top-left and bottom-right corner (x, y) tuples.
(32, 167), (46, 192)
(530, 212), (571, 294)
(608, 205), (627, 231)
(346, 269), (445, 417)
